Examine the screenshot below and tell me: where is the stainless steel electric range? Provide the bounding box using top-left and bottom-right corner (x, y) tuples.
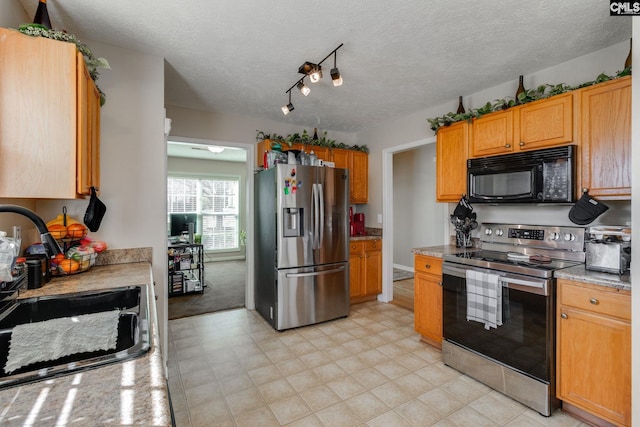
(441, 223), (585, 416)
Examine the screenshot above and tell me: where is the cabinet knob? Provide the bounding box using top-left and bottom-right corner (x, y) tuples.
(519, 141), (525, 146)
(590, 298), (599, 305)
(425, 264), (430, 269)
(505, 144), (511, 148)
(561, 313), (568, 319)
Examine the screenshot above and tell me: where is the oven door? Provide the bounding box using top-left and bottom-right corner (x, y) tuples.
(442, 262), (555, 383)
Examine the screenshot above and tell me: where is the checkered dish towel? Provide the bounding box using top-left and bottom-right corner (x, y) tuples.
(466, 270), (502, 330)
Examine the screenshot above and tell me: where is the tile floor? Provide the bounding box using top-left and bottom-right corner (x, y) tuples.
(167, 301), (589, 427)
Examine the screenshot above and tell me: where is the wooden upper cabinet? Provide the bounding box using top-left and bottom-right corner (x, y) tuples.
(470, 110), (514, 157)
(349, 151), (368, 204)
(436, 121), (468, 202)
(330, 148), (350, 169)
(517, 93), (573, 150)
(0, 28), (99, 198)
(579, 76), (631, 200)
(470, 94), (573, 158)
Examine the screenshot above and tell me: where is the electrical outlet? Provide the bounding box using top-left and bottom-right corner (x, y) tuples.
(377, 214), (383, 224)
(12, 226), (21, 241)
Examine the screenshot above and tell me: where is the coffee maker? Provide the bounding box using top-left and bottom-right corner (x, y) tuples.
(353, 213), (366, 236)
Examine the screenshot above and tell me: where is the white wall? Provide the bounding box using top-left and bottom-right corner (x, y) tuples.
(392, 143), (439, 267)
(631, 19), (639, 426)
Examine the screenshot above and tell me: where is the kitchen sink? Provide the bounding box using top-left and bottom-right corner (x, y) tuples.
(0, 285), (150, 389)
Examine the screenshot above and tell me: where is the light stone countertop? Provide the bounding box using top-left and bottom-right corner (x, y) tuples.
(555, 264), (631, 292)
(0, 257), (171, 426)
(412, 245), (480, 258)
(350, 235), (382, 241)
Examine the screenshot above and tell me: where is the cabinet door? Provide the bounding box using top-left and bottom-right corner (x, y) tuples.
(580, 76), (631, 199)
(517, 93), (573, 150)
(77, 52), (100, 196)
(470, 110), (514, 157)
(331, 148), (350, 169)
(349, 242), (364, 298)
(364, 240), (381, 295)
(256, 139), (272, 167)
(310, 146), (330, 162)
(414, 272), (442, 345)
(436, 122), (468, 202)
(350, 151), (368, 204)
(0, 28), (78, 198)
(557, 305), (631, 426)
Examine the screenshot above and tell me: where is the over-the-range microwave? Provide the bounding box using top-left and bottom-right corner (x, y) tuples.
(467, 145), (576, 204)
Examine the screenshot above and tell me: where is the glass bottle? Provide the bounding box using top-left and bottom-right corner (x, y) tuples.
(312, 128), (319, 141)
(33, 0), (52, 29)
(456, 96), (465, 114)
(515, 75), (525, 104)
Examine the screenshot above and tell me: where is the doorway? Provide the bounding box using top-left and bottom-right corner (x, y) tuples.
(166, 137), (254, 319)
(380, 137), (448, 305)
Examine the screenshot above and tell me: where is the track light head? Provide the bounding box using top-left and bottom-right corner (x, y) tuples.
(297, 81), (310, 96)
(281, 103), (294, 115)
(299, 62), (323, 83)
(330, 68), (342, 86)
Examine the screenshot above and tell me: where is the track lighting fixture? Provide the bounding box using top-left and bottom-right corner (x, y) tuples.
(297, 80), (310, 96)
(280, 44), (344, 115)
(281, 90), (294, 115)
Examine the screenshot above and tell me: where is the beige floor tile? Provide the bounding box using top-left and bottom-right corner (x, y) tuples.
(172, 409), (191, 427)
(393, 373), (435, 398)
(351, 367), (391, 390)
(269, 395), (312, 425)
(393, 398), (442, 426)
(287, 370), (323, 392)
(233, 405), (279, 427)
(309, 335), (338, 350)
(374, 359), (411, 379)
(441, 406), (498, 426)
(184, 382), (225, 408)
(257, 378), (298, 404)
(290, 341), (319, 357)
(326, 376), (367, 400)
(358, 348), (389, 366)
(341, 338), (370, 353)
(238, 352), (272, 370)
(440, 376), (489, 404)
(414, 363), (460, 386)
(265, 346), (296, 364)
(470, 390), (528, 424)
(248, 364), (282, 385)
(371, 381), (413, 407)
(396, 353), (431, 371)
(285, 414), (325, 427)
(225, 387), (265, 417)
(179, 368), (218, 391)
(417, 387), (465, 417)
(276, 358), (308, 376)
(300, 350), (332, 368)
(315, 401), (361, 427)
(219, 373), (255, 395)
(335, 354), (366, 374)
(344, 390), (389, 421)
(366, 409), (413, 427)
(312, 362), (348, 382)
(299, 384), (342, 412)
(188, 398), (232, 426)
(323, 343), (356, 361)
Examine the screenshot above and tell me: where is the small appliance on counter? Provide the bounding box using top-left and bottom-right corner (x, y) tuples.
(352, 213), (366, 236)
(585, 226), (631, 275)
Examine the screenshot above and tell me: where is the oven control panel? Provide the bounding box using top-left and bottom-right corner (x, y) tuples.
(508, 228), (544, 240)
(480, 223), (585, 254)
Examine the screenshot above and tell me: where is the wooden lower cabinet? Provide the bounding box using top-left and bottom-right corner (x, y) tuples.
(349, 239), (381, 303)
(413, 254), (442, 348)
(556, 279), (631, 427)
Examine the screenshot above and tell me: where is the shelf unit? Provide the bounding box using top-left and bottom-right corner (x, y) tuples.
(168, 244), (204, 297)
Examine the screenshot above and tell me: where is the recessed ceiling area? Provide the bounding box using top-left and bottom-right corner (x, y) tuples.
(167, 141), (247, 163)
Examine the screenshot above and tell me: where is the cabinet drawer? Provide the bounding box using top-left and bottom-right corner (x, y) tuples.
(560, 282), (630, 321)
(350, 241), (365, 254)
(365, 239), (381, 251)
(414, 255), (442, 276)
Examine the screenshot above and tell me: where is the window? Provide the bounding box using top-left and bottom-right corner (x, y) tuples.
(168, 175), (240, 251)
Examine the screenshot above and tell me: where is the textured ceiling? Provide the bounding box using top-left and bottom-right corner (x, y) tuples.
(19, 0), (631, 133)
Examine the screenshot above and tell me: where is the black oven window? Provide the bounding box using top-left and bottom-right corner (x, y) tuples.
(443, 273), (552, 383)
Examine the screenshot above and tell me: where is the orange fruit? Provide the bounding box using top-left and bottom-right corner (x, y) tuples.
(67, 223), (87, 239)
(48, 224), (67, 240)
(52, 253), (65, 265)
(58, 259), (80, 274)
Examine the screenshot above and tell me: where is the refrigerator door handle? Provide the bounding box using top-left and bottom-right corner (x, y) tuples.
(312, 183), (320, 249)
(318, 183), (324, 248)
(285, 265), (346, 278)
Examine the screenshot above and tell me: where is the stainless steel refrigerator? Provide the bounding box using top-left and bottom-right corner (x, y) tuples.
(254, 164), (350, 330)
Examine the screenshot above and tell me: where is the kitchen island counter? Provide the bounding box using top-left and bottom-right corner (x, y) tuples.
(0, 260), (171, 426)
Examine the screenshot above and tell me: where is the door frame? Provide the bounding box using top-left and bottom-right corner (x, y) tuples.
(379, 136), (448, 303)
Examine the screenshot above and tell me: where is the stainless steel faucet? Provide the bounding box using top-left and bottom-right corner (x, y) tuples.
(0, 205), (63, 257)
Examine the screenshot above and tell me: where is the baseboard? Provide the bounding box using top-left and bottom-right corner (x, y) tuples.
(393, 263), (414, 273)
(204, 256), (246, 262)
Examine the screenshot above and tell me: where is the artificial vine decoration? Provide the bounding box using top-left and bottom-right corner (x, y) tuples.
(256, 130), (369, 153)
(427, 68), (631, 132)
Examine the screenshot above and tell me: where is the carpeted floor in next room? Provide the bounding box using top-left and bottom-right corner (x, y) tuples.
(169, 260), (246, 320)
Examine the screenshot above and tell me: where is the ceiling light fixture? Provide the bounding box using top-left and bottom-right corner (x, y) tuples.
(330, 50), (343, 87)
(297, 79), (310, 96)
(281, 90), (294, 115)
(280, 43), (344, 115)
(207, 146), (225, 154)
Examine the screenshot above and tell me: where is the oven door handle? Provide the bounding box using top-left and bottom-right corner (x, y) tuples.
(499, 277), (544, 289)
